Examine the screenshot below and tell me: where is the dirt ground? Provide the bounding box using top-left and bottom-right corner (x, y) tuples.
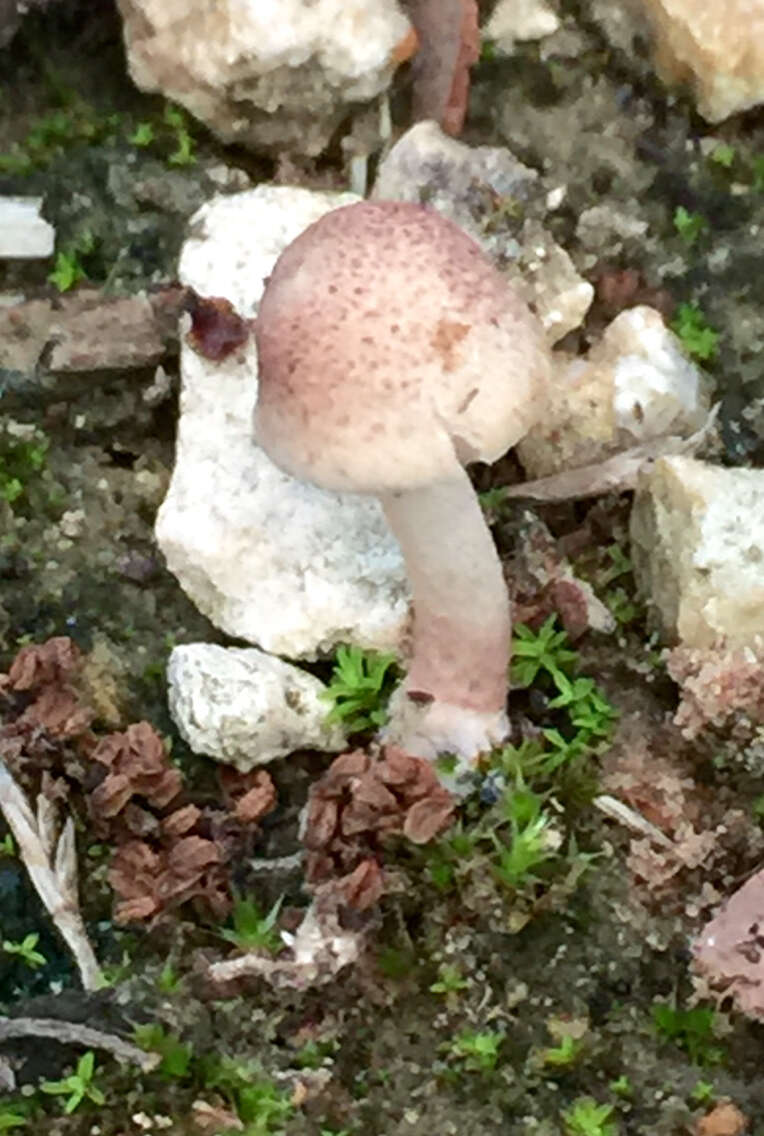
(1, 2), (764, 1134)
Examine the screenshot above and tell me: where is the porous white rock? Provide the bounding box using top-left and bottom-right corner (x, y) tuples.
(373, 122), (593, 344)
(630, 457), (764, 649)
(485, 0), (560, 53)
(638, 0), (764, 122)
(517, 306), (710, 478)
(155, 185), (409, 658)
(116, 0), (415, 156)
(0, 197), (55, 259)
(168, 643), (348, 769)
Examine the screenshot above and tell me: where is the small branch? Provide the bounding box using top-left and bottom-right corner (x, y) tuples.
(0, 1017), (159, 1072)
(0, 759), (103, 991)
(593, 793), (677, 851)
(506, 406), (720, 503)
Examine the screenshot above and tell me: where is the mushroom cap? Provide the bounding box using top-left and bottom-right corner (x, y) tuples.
(253, 199), (550, 494)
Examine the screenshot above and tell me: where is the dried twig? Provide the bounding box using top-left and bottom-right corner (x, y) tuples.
(506, 406), (720, 503)
(593, 793), (678, 851)
(0, 759), (103, 990)
(0, 1016), (159, 1072)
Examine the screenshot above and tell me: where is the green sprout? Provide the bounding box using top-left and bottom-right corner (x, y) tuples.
(322, 644), (398, 733)
(670, 302), (720, 362)
(163, 103), (196, 166)
(48, 229), (97, 292)
(41, 1052), (105, 1113)
(222, 895), (284, 955)
(652, 1003), (724, 1066)
(446, 1030), (503, 1074)
(491, 789), (559, 889)
(753, 155), (764, 192)
(561, 1097), (617, 1136)
(673, 205), (706, 246)
(0, 1107), (27, 1131)
(0, 834), (16, 857)
(134, 1023), (193, 1080)
(429, 963), (469, 996)
(539, 1033), (585, 1068)
(129, 121), (155, 147)
(200, 1059), (294, 1136)
(690, 1079), (715, 1104)
(0, 435), (48, 511)
(2, 933), (46, 969)
(709, 143), (735, 168)
(609, 1075), (632, 1098)
(511, 616), (578, 687)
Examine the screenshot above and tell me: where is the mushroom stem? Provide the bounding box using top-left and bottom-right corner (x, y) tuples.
(381, 464), (511, 717)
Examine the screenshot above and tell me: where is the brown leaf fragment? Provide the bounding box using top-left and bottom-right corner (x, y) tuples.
(90, 772), (135, 819)
(377, 745), (422, 787)
(18, 685), (93, 738)
(161, 804), (202, 837)
(192, 1100), (244, 1134)
(8, 636), (81, 691)
(185, 292), (251, 361)
(219, 767), (277, 824)
(695, 1101), (748, 1136)
(303, 797), (339, 851)
(114, 896), (159, 924)
(166, 835), (221, 878)
(404, 795), (455, 844)
(339, 859), (385, 911)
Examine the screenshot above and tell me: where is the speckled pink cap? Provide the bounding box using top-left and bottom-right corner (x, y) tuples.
(253, 199), (550, 493)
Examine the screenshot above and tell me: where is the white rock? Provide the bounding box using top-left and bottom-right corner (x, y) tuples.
(485, 0), (560, 52)
(155, 185), (409, 658)
(116, 0), (414, 156)
(517, 306), (710, 478)
(638, 0), (764, 122)
(630, 457), (764, 649)
(0, 197), (55, 259)
(373, 122), (592, 343)
(167, 643), (348, 769)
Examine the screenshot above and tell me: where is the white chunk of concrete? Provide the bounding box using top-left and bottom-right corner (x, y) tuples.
(155, 185), (409, 658)
(630, 456), (764, 649)
(517, 306), (710, 478)
(0, 197), (55, 259)
(167, 643), (348, 770)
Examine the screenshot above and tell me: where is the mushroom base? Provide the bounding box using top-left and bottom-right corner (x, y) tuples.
(381, 688), (509, 767)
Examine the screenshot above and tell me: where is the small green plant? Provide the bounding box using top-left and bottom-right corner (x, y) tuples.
(539, 1033), (585, 1068)
(511, 616), (578, 687)
(134, 1023), (193, 1079)
(446, 1030), (503, 1074)
(2, 933), (46, 969)
(200, 1059), (293, 1136)
(690, 1079), (715, 1104)
(163, 103), (196, 166)
(0, 1105), (27, 1131)
(753, 155), (764, 192)
(652, 1003), (724, 1065)
(0, 834), (16, 857)
(0, 102), (120, 175)
(48, 229), (97, 292)
(322, 644), (398, 732)
(709, 143), (735, 168)
(222, 895), (284, 954)
(129, 121), (155, 147)
(429, 963), (468, 996)
(491, 789), (559, 889)
(608, 1075), (632, 1098)
(0, 435), (48, 511)
(671, 302), (720, 362)
(673, 205), (706, 246)
(41, 1052), (105, 1113)
(156, 959), (182, 993)
(561, 1097), (617, 1136)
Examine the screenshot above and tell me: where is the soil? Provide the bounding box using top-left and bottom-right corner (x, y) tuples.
(1, 2), (764, 1135)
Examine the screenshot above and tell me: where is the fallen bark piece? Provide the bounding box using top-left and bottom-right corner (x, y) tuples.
(0, 1016), (159, 1072)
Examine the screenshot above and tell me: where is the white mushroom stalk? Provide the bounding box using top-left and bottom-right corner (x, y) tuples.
(253, 199), (551, 765)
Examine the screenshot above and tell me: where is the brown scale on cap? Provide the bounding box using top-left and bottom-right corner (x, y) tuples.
(253, 200), (551, 768)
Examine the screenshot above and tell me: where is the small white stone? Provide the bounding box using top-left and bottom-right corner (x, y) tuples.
(631, 457), (764, 649)
(485, 0), (560, 53)
(167, 643), (348, 770)
(0, 197), (54, 259)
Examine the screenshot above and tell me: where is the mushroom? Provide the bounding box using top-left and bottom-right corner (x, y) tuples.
(253, 200), (551, 765)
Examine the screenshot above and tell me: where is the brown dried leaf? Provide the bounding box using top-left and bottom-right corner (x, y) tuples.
(114, 896), (159, 924)
(18, 685), (93, 737)
(339, 859), (385, 911)
(303, 797), (340, 851)
(166, 835), (221, 878)
(233, 771), (277, 824)
(403, 795), (455, 844)
(90, 772), (134, 819)
(162, 804), (202, 837)
(8, 636), (80, 691)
